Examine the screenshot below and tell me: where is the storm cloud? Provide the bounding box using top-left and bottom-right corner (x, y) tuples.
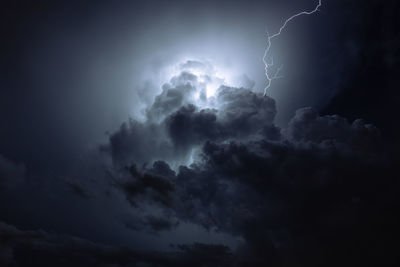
(96, 59), (398, 265)
(1, 0), (399, 266)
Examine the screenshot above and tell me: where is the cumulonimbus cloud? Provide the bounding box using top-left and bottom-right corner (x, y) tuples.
(99, 60), (391, 265)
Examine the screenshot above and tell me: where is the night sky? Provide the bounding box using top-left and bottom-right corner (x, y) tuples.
(1, 0), (400, 266)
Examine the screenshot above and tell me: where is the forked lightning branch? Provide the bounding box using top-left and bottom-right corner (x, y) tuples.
(263, 0), (322, 95)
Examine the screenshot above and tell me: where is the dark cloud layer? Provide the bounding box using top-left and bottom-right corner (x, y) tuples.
(0, 221), (233, 267)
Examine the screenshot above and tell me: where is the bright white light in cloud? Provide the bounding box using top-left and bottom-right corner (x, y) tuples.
(162, 59), (241, 108)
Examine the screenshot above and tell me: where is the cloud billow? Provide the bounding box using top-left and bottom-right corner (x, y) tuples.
(100, 60), (393, 265)
(107, 64), (278, 167)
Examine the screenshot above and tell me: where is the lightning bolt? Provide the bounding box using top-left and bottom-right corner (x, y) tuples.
(263, 0), (322, 96)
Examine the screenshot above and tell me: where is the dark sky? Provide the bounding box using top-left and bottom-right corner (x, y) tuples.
(1, 0), (400, 266)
